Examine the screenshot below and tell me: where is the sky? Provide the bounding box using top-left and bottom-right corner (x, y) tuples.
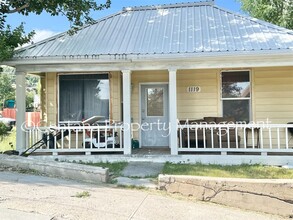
(7, 0), (242, 43)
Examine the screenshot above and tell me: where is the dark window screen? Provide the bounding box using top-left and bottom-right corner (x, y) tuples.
(59, 74), (109, 122)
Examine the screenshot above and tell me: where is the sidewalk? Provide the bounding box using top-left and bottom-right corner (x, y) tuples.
(0, 171), (282, 220)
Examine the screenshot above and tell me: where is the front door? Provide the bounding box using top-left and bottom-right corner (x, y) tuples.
(141, 84), (169, 147)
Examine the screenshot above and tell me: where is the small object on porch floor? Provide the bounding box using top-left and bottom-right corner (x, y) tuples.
(131, 139), (139, 149)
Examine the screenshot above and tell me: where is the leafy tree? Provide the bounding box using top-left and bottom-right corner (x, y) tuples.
(0, 122), (9, 141)
(0, 24), (34, 62)
(238, 0), (293, 30)
(0, 66), (40, 110)
(0, 0), (111, 62)
(0, 71), (15, 105)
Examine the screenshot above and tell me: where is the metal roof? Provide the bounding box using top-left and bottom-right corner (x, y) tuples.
(14, 0), (293, 60)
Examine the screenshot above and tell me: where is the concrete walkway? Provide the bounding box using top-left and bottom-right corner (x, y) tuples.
(116, 162), (164, 188)
(0, 171), (283, 220)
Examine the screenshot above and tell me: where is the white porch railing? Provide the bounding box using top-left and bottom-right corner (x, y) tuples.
(178, 123), (293, 153)
(25, 124), (124, 155)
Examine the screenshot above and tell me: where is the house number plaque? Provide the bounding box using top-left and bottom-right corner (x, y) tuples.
(187, 86), (201, 93)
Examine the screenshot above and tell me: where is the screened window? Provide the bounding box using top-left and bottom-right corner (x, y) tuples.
(59, 74), (109, 122)
(221, 71), (251, 122)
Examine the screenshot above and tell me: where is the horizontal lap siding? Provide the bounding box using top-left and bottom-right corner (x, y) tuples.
(131, 70), (168, 139)
(46, 73), (57, 125)
(110, 72), (121, 121)
(253, 67), (293, 123)
(40, 76), (47, 126)
(177, 69), (219, 120)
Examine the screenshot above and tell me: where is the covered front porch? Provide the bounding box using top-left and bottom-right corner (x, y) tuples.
(13, 62), (293, 159)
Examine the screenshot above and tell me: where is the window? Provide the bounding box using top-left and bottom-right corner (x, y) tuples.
(146, 88), (164, 116)
(59, 74), (109, 122)
(221, 71), (251, 122)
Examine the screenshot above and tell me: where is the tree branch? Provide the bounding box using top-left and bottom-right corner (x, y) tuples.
(7, 3), (30, 14)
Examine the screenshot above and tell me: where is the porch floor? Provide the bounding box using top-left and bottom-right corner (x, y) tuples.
(132, 147), (170, 156)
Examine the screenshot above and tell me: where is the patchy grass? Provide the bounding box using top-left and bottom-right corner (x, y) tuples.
(72, 191), (91, 198)
(0, 128), (16, 153)
(162, 162), (293, 179)
(117, 184), (147, 190)
(79, 161), (128, 177)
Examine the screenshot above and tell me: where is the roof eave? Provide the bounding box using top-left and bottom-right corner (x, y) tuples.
(4, 49), (293, 67)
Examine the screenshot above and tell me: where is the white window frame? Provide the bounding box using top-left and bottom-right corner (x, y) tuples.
(220, 70), (252, 122)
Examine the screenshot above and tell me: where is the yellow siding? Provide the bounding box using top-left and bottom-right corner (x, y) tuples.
(110, 71), (122, 121)
(177, 69), (219, 119)
(131, 69), (220, 140)
(40, 76), (47, 126)
(46, 73), (57, 125)
(131, 70), (169, 139)
(253, 67), (293, 123)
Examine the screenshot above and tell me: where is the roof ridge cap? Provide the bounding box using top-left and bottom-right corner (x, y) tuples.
(122, 1), (214, 11)
(214, 5), (293, 35)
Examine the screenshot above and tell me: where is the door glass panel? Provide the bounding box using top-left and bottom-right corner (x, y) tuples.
(147, 88), (164, 116)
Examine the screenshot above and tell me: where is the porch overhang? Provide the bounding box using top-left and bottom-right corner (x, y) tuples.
(3, 50), (293, 73)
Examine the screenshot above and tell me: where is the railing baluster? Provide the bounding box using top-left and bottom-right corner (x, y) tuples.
(54, 131), (57, 150)
(46, 130), (50, 149)
(90, 128), (93, 149)
(187, 126), (190, 149)
(227, 127), (230, 149)
(260, 128), (263, 149)
(83, 128), (85, 149)
(235, 126), (238, 149)
(120, 126), (123, 148)
(61, 129), (64, 149)
(269, 128), (272, 149)
(203, 128), (206, 148)
(195, 128), (198, 148)
(112, 128), (115, 148)
(277, 128), (280, 149)
(285, 127), (289, 149)
(97, 127), (100, 149)
(211, 128), (214, 148)
(179, 127), (182, 148)
(219, 128), (222, 149)
(76, 129), (78, 149)
(68, 129), (71, 149)
(244, 128), (247, 149)
(252, 127), (255, 149)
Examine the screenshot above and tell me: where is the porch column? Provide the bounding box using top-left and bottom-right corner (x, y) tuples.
(15, 71), (26, 153)
(169, 68), (178, 155)
(122, 70), (132, 155)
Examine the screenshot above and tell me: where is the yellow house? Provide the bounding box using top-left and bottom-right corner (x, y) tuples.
(4, 1), (293, 163)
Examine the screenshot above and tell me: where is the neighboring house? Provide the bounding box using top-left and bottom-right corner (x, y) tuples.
(3, 1), (293, 163)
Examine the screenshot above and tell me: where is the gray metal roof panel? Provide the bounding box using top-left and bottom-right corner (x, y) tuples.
(14, 1), (293, 60)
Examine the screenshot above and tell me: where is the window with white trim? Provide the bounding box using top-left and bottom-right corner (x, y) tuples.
(221, 71), (251, 122)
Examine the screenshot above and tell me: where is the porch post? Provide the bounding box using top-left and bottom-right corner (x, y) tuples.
(15, 71), (27, 153)
(168, 68), (178, 155)
(122, 70), (132, 155)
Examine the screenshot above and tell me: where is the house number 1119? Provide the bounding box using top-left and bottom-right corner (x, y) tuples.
(187, 86), (201, 93)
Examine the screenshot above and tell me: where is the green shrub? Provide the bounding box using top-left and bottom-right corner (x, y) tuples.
(0, 122), (8, 141)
